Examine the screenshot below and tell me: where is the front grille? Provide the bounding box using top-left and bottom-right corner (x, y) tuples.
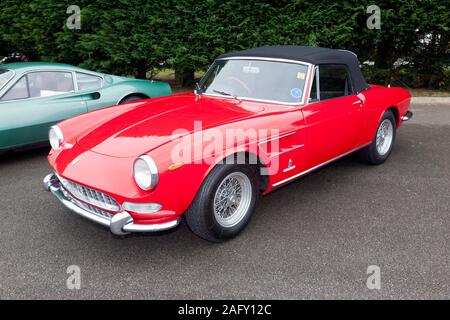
(56, 173), (120, 212)
(70, 195), (113, 220)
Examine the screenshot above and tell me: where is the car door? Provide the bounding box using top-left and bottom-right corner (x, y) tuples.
(0, 71), (87, 149)
(302, 64), (364, 169)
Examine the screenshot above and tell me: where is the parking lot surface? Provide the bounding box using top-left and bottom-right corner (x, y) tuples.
(0, 101), (449, 299)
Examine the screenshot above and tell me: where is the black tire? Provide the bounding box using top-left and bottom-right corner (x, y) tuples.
(119, 95), (147, 104)
(358, 110), (396, 165)
(185, 164), (259, 242)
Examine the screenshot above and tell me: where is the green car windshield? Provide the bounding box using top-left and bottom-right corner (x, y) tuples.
(0, 69), (14, 90)
(198, 59), (309, 104)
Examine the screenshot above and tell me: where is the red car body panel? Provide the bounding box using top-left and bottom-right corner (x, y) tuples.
(48, 75), (411, 226)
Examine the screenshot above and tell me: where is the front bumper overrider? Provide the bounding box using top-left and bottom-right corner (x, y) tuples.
(401, 110), (413, 122)
(43, 173), (180, 235)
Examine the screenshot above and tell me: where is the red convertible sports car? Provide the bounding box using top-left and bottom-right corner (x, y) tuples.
(43, 46), (412, 242)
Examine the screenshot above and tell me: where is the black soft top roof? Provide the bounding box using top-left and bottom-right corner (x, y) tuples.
(217, 45), (369, 93)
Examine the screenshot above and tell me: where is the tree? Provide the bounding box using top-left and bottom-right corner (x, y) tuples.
(0, 1), (448, 88)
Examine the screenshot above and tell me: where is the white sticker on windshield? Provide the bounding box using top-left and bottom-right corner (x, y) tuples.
(297, 72), (306, 80)
(243, 66), (260, 74)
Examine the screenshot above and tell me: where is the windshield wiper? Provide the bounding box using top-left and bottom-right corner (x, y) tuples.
(195, 82), (203, 94)
(212, 89), (238, 100)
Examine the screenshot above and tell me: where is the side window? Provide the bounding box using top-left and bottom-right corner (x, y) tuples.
(1, 76), (29, 101)
(28, 72), (74, 98)
(309, 68), (318, 102)
(318, 65), (353, 100)
(76, 73), (102, 91)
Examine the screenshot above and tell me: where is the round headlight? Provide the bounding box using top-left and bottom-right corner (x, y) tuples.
(133, 155), (159, 190)
(49, 126), (64, 150)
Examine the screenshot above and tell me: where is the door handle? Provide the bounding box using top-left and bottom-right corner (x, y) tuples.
(90, 92), (101, 100)
(352, 99), (363, 106)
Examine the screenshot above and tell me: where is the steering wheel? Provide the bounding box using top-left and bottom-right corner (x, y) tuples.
(225, 76), (251, 95)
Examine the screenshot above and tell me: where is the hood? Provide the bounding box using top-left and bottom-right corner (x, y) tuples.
(76, 94), (260, 157)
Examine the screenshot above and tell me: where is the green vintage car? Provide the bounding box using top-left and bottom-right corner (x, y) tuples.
(0, 62), (172, 151)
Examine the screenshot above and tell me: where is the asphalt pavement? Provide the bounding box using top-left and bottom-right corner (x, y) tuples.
(0, 101), (449, 299)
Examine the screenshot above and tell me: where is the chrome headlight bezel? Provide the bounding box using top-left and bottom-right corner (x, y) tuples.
(133, 155), (159, 190)
(49, 125), (64, 150)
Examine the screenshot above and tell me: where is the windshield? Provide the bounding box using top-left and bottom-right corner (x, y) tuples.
(0, 69), (14, 90)
(198, 59), (309, 104)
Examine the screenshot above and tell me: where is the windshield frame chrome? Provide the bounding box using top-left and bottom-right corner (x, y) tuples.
(0, 69), (15, 92)
(199, 57), (313, 106)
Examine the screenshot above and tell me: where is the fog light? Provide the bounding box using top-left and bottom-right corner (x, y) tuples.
(122, 202), (162, 214)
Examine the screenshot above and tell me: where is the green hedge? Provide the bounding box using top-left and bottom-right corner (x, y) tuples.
(0, 0), (448, 88)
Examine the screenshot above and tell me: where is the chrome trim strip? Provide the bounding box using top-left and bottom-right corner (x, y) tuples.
(316, 66), (321, 101)
(257, 131), (299, 157)
(303, 64), (314, 105)
(272, 143), (371, 187)
(258, 131), (305, 158)
(257, 131), (297, 146)
(219, 56), (312, 67)
(305, 66), (319, 104)
(277, 144), (304, 156)
(0, 69), (15, 92)
(72, 71), (79, 92)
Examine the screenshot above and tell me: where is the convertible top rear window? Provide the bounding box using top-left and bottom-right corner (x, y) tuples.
(0, 69), (14, 90)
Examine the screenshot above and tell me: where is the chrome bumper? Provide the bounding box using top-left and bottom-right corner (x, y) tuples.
(401, 110), (413, 122)
(43, 173), (180, 235)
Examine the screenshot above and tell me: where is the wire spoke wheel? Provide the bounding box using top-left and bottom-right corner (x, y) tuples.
(376, 119), (394, 156)
(213, 172), (252, 228)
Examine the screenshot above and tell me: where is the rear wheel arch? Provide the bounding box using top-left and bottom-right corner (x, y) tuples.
(118, 93), (149, 104)
(386, 106), (399, 127)
(358, 109), (397, 165)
